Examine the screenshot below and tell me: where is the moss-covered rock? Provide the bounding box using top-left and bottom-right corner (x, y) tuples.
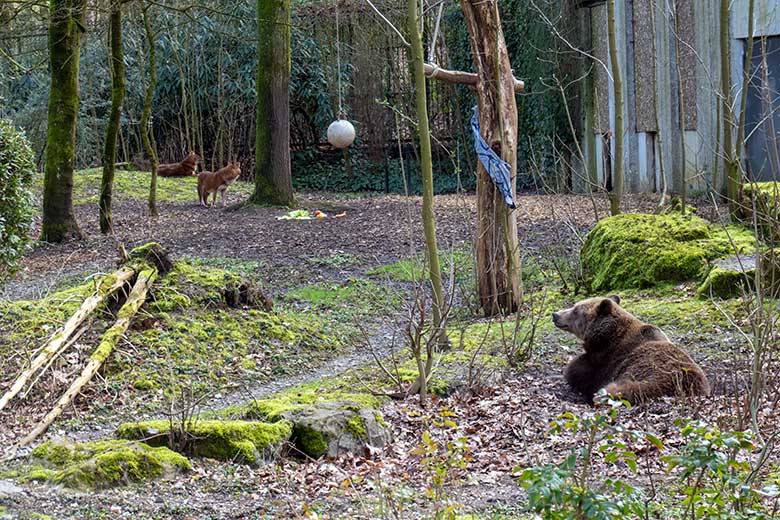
(21, 439), (190, 489)
(697, 252), (780, 299)
(116, 419), (292, 465)
(742, 182), (780, 241)
(283, 402), (390, 458)
(581, 213), (756, 291)
(207, 383), (391, 459)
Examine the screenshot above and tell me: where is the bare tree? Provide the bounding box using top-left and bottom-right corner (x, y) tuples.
(141, 2), (159, 217)
(460, 0), (523, 315)
(100, 0), (126, 233)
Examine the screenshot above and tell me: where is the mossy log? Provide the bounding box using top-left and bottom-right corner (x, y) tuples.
(0, 267), (135, 413)
(18, 268), (157, 449)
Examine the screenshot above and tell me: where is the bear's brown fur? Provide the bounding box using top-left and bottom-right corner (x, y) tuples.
(552, 295), (710, 404)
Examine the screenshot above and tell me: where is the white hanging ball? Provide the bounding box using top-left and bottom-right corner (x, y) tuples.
(327, 119), (356, 149)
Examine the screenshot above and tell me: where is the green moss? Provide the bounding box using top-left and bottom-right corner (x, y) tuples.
(132, 378), (157, 391)
(0, 271), (118, 348)
(581, 214), (756, 291)
(697, 266), (753, 299)
(116, 419), (292, 465)
(33, 168), (253, 206)
(23, 439), (190, 489)
(616, 287), (744, 331)
(293, 424), (328, 458)
(285, 279), (399, 312)
(229, 384), (383, 422)
(345, 415), (367, 440)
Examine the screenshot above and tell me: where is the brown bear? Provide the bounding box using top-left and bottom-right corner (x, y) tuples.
(552, 295), (710, 404)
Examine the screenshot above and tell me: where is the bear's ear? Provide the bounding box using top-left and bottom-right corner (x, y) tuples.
(608, 294), (621, 305)
(597, 298), (614, 315)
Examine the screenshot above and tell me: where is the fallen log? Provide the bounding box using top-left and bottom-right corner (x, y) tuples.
(0, 268), (136, 413)
(18, 268), (157, 449)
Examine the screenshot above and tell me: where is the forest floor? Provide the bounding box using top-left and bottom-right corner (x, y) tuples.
(0, 171), (767, 520)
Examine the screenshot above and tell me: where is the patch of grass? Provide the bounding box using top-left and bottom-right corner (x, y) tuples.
(284, 278), (401, 322)
(302, 252), (361, 269)
(368, 248), (474, 283)
(32, 167), (253, 206)
(186, 257), (266, 279)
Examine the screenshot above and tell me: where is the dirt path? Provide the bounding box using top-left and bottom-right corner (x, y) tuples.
(3, 190), (670, 301)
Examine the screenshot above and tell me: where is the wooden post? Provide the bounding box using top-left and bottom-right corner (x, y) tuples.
(460, 0), (523, 316)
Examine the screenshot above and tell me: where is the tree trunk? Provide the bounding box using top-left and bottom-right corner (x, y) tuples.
(251, 0), (295, 207)
(408, 0), (445, 382)
(672, 0), (687, 214)
(141, 3), (159, 217)
(99, 0), (125, 234)
(460, 0), (522, 316)
(607, 0), (624, 215)
(41, 0), (87, 242)
(720, 0), (739, 211)
(736, 0), (755, 169)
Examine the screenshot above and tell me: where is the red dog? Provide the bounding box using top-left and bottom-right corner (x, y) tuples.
(198, 162), (241, 207)
(157, 151), (201, 177)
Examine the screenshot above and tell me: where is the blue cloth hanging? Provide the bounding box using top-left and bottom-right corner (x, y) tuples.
(470, 107), (516, 209)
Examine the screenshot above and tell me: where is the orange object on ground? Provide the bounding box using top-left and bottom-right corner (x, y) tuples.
(334, 212), (347, 219)
(314, 210), (327, 219)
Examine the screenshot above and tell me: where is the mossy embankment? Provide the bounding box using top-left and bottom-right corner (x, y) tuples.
(0, 257), (346, 418)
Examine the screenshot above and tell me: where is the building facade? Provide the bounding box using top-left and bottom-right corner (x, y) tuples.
(573, 0), (780, 195)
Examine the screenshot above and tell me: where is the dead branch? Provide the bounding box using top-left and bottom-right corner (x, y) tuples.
(0, 267), (135, 413)
(423, 62), (524, 93)
(17, 268), (157, 449)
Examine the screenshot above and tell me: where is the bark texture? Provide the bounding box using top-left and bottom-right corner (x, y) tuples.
(141, 3), (159, 216)
(607, 0), (624, 215)
(251, 0), (295, 207)
(99, 0), (125, 233)
(41, 0), (87, 242)
(720, 0), (739, 209)
(460, 0), (522, 316)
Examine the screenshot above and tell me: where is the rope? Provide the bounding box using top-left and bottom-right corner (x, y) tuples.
(335, 0), (343, 118)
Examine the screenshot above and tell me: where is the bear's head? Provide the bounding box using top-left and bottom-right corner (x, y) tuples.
(552, 295), (622, 347)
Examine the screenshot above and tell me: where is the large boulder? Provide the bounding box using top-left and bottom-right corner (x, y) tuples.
(116, 419), (291, 466)
(581, 214), (755, 292)
(213, 387), (392, 459)
(281, 401), (392, 458)
(22, 439), (190, 489)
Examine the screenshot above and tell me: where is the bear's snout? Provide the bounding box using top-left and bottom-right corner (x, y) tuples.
(552, 312), (563, 327)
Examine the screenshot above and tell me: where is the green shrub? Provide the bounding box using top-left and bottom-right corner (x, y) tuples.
(0, 119), (35, 281)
